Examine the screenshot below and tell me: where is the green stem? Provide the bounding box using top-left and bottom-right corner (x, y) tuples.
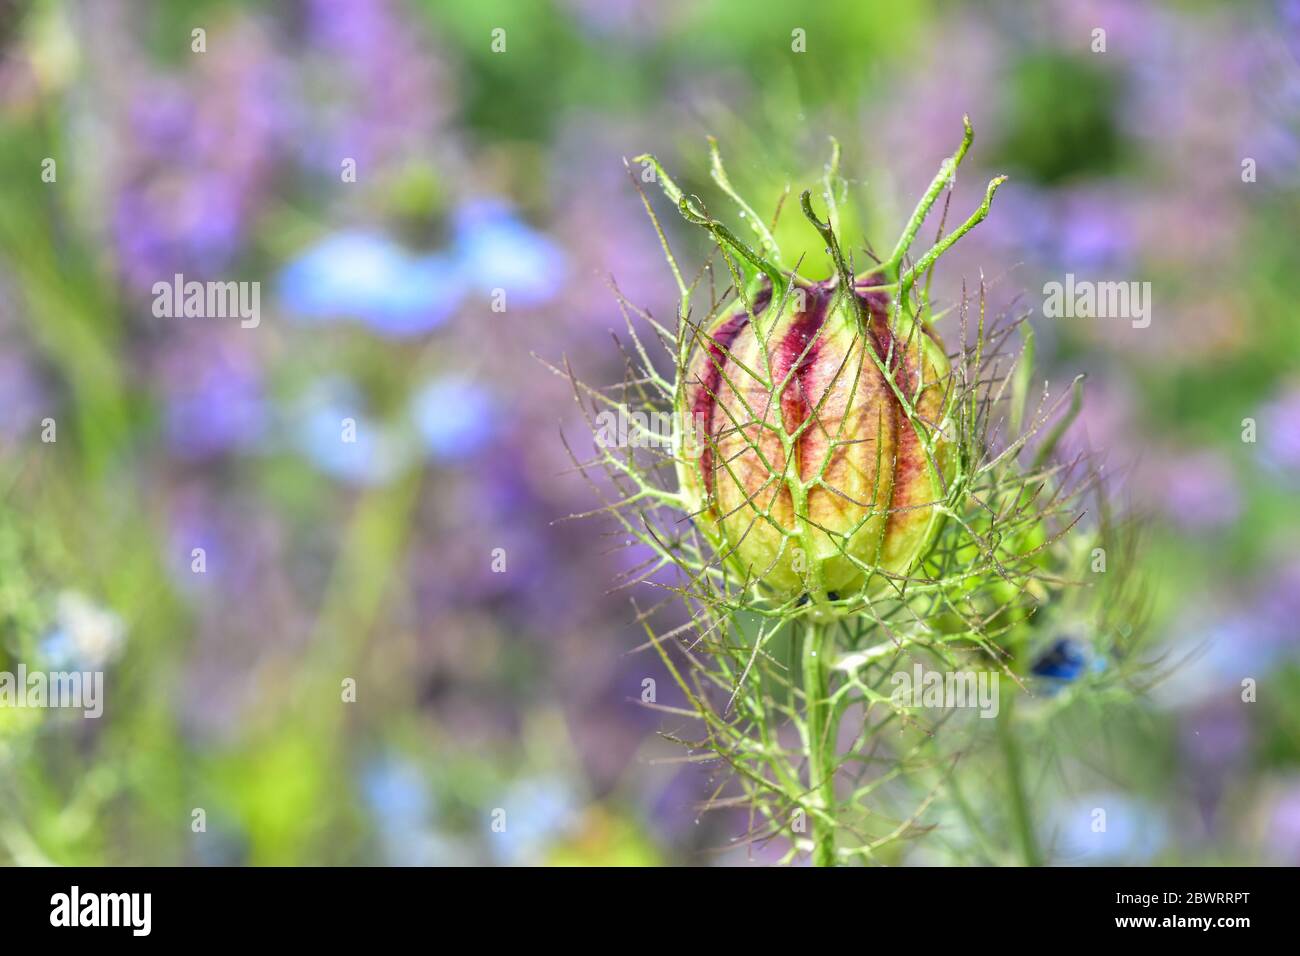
(802, 620), (836, 867)
(800, 189), (865, 332)
(885, 115), (974, 275)
(997, 695), (1042, 866)
(945, 771), (1002, 865)
(896, 175), (1007, 311)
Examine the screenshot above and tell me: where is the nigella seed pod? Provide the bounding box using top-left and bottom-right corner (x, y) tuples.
(677, 276), (955, 598)
(590, 123), (1129, 866)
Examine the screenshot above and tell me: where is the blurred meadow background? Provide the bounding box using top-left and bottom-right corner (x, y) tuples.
(0, 0), (1298, 865)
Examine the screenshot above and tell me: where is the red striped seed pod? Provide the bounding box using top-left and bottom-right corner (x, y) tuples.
(677, 278), (955, 598)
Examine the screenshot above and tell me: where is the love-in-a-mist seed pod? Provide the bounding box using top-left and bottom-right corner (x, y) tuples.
(677, 277), (954, 597)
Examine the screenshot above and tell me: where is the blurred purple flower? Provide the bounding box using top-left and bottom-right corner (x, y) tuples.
(160, 344), (266, 460)
(1156, 450), (1241, 531)
(166, 510), (229, 595)
(1057, 192), (1136, 272)
(1180, 700), (1253, 835)
(1265, 780), (1300, 863)
(1280, 0), (1300, 65)
(611, 537), (681, 593)
(0, 353), (49, 447)
(561, 0), (678, 40)
(1244, 119), (1300, 176)
(644, 766), (709, 845)
(981, 186), (1055, 256)
(1251, 560), (1300, 652)
(114, 177), (245, 292)
(985, 186), (1136, 275)
(112, 29), (285, 293)
(452, 200), (567, 308)
(307, 0), (397, 54)
(279, 232), (462, 337)
(1258, 386), (1300, 478)
(1181, 702), (1251, 770)
(301, 0), (450, 171)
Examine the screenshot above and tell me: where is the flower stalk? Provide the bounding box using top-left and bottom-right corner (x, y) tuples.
(802, 618), (837, 866)
(998, 695), (1043, 866)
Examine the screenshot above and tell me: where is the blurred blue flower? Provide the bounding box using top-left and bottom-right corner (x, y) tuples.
(360, 758), (468, 866)
(1047, 793), (1168, 864)
(1031, 637), (1089, 682)
(362, 758), (429, 826)
(39, 592), (127, 671)
(452, 200), (566, 307)
(1157, 613), (1270, 708)
(279, 232), (462, 337)
(291, 377), (414, 486)
(409, 376), (496, 462)
(486, 776), (579, 866)
(192, 819), (250, 867)
(1155, 563), (1300, 706)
